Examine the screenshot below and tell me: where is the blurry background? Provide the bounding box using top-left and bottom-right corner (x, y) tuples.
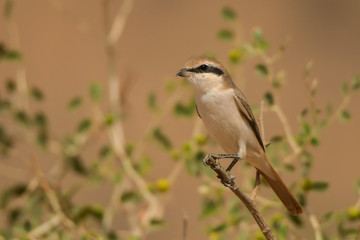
(0, 0), (359, 239)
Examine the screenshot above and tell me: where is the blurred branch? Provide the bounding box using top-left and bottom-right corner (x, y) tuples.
(107, 0), (134, 45)
(203, 155), (277, 240)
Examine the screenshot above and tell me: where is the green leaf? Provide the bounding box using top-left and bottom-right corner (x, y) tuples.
(4, 0), (14, 19)
(30, 87), (44, 101)
(310, 137), (320, 147)
(342, 82), (349, 96)
(272, 71), (286, 88)
(147, 92), (158, 111)
(149, 218), (165, 229)
(77, 119), (92, 133)
(206, 222), (228, 233)
(5, 79), (16, 93)
(312, 181), (329, 192)
(151, 127), (172, 150)
(252, 28), (269, 52)
(121, 191), (142, 203)
(173, 97), (196, 117)
(37, 129), (48, 148)
(221, 7), (236, 21)
(339, 110), (351, 122)
(134, 155), (152, 176)
(99, 145), (112, 159)
(201, 198), (220, 218)
(1, 184), (27, 208)
(68, 97), (82, 110)
(352, 75), (360, 90)
(217, 29), (234, 41)
(72, 205), (103, 224)
(66, 156), (88, 175)
(34, 112), (47, 128)
(165, 79), (177, 93)
(89, 82), (103, 101)
(255, 64), (268, 78)
(287, 213), (303, 226)
(263, 92), (274, 106)
(320, 211), (333, 223)
(14, 111), (31, 127)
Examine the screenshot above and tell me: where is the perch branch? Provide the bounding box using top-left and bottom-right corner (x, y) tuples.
(203, 155), (277, 240)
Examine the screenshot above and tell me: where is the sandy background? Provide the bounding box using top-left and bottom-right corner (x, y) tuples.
(0, 0), (359, 239)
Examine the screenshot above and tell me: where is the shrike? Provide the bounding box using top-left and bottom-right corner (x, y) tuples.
(176, 57), (302, 215)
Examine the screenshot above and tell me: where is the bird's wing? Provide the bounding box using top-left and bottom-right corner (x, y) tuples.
(233, 87), (265, 151)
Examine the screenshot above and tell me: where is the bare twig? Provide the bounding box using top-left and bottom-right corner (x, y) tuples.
(203, 155), (277, 240)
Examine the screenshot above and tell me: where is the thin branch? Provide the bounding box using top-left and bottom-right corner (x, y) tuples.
(271, 105), (301, 155)
(203, 155), (277, 240)
(107, 0), (134, 45)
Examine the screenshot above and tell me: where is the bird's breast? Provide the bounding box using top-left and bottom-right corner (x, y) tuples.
(195, 88), (247, 154)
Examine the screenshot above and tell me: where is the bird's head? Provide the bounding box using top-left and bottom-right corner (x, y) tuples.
(176, 57), (230, 93)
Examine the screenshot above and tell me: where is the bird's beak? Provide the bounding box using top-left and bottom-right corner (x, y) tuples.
(176, 68), (188, 77)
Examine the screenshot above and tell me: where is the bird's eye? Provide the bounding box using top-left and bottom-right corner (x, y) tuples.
(199, 64), (208, 71)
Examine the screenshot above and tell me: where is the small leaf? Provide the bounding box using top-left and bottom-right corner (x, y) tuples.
(34, 112), (47, 128)
(1, 184), (27, 208)
(77, 119), (92, 133)
(68, 97), (82, 110)
(14, 111), (31, 127)
(173, 97), (196, 117)
(217, 29), (234, 41)
(255, 64), (268, 78)
(342, 82), (349, 96)
(252, 28), (269, 52)
(4, 0), (14, 19)
(300, 108), (308, 118)
(134, 155), (152, 176)
(287, 213), (303, 226)
(151, 127), (172, 150)
(72, 205), (103, 224)
(121, 191), (142, 203)
(147, 92), (157, 111)
(66, 156), (88, 175)
(89, 82), (102, 101)
(320, 211), (333, 223)
(221, 7), (236, 21)
(263, 92), (274, 106)
(201, 198), (220, 218)
(310, 137), (320, 147)
(272, 71), (286, 88)
(352, 75), (360, 90)
(149, 218), (165, 229)
(6, 79), (16, 93)
(207, 222), (228, 233)
(99, 145), (112, 159)
(30, 87), (44, 101)
(339, 110), (351, 122)
(312, 181), (329, 192)
(36, 129), (48, 148)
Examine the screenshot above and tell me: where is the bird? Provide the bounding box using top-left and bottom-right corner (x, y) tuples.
(176, 57), (303, 215)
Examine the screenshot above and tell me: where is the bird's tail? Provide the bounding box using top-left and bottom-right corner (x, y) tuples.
(257, 157), (303, 215)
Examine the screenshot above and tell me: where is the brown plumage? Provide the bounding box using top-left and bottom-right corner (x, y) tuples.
(177, 56), (303, 215)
